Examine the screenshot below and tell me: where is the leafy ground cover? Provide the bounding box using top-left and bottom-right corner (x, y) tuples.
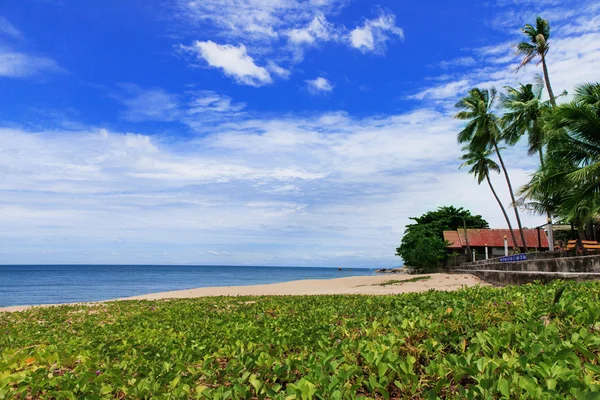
(2, 281), (600, 399)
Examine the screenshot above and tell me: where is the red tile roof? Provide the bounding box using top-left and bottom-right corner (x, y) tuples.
(443, 229), (549, 249)
(444, 231), (462, 249)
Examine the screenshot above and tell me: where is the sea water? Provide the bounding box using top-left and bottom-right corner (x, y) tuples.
(0, 265), (374, 307)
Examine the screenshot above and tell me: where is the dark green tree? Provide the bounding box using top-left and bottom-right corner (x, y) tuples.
(396, 206), (488, 271)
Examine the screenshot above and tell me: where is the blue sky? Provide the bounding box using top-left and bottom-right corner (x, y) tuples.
(1, 0), (599, 266)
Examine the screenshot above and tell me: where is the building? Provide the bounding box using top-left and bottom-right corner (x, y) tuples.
(443, 228), (550, 258)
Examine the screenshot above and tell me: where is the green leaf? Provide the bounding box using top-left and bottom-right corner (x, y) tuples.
(498, 378), (510, 397)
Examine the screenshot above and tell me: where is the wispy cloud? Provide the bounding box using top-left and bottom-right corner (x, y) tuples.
(409, 79), (470, 101)
(349, 11), (404, 54)
(173, 2), (404, 81)
(409, 3), (600, 105)
(113, 84), (246, 128)
(0, 52), (62, 78)
(0, 17), (63, 78)
(173, 0), (346, 44)
(115, 84), (180, 122)
(0, 16), (23, 39)
(187, 41), (272, 86)
(439, 57), (477, 69)
(305, 77), (333, 94)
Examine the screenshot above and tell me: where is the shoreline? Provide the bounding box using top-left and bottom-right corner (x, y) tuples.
(0, 273), (488, 313)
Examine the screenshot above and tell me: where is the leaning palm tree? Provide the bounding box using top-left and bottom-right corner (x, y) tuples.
(516, 16), (557, 107)
(456, 87), (528, 251)
(501, 81), (550, 167)
(460, 145), (519, 248)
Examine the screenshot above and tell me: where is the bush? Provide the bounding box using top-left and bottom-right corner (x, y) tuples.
(2, 281), (600, 398)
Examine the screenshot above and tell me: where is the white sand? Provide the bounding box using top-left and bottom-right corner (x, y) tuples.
(0, 273), (488, 313)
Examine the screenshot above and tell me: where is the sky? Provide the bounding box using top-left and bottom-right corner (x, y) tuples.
(1, 0), (599, 267)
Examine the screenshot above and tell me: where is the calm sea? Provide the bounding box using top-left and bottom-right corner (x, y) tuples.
(0, 265), (374, 307)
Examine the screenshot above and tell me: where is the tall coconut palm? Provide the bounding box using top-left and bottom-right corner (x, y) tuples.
(501, 81), (556, 243)
(460, 145), (520, 248)
(516, 16), (557, 107)
(455, 87), (528, 251)
(501, 81), (550, 167)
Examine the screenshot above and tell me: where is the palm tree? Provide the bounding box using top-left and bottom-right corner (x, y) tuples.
(516, 16), (557, 107)
(455, 87), (528, 251)
(547, 83), (600, 204)
(521, 83), (600, 244)
(501, 81), (556, 244)
(501, 81), (550, 167)
(460, 145), (520, 248)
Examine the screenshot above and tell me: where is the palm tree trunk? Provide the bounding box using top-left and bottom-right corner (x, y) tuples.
(493, 141), (528, 252)
(486, 173), (519, 251)
(541, 55), (557, 107)
(538, 148), (553, 248)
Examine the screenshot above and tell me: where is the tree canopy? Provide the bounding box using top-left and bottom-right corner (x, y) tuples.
(396, 206), (489, 270)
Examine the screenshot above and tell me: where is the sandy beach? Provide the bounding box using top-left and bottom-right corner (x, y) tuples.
(0, 273), (488, 313)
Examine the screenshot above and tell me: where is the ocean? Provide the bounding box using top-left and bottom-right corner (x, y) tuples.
(0, 265), (375, 307)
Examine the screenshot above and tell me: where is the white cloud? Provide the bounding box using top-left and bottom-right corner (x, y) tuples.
(287, 13), (338, 46)
(189, 40), (272, 86)
(208, 250), (231, 257)
(266, 60), (290, 78)
(113, 85), (247, 132)
(0, 52), (61, 78)
(0, 106), (547, 266)
(174, 1), (403, 75)
(115, 84), (180, 122)
(174, 0), (345, 43)
(349, 11), (404, 53)
(0, 18), (62, 78)
(409, 79), (471, 101)
(305, 77), (333, 94)
(188, 91), (246, 114)
(0, 17), (23, 39)
(439, 57), (477, 69)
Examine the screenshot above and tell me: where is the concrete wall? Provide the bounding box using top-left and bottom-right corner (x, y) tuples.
(463, 270), (600, 286)
(459, 254), (600, 273)
(450, 254), (600, 286)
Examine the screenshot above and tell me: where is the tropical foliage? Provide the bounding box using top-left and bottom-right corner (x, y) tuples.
(2, 281), (600, 399)
(520, 82), (600, 239)
(455, 88), (528, 251)
(460, 145), (519, 249)
(454, 14), (600, 248)
(396, 206), (488, 270)
(516, 16), (557, 106)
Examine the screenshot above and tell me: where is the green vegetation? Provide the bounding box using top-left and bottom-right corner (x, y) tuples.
(376, 276), (431, 286)
(521, 83), (600, 243)
(456, 88), (528, 251)
(4, 281), (600, 399)
(455, 15), (600, 247)
(396, 206), (488, 271)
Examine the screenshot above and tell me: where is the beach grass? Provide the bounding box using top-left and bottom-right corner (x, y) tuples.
(1, 280), (600, 399)
(375, 276), (431, 287)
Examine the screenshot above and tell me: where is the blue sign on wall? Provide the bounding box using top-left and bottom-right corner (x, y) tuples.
(500, 254), (527, 263)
